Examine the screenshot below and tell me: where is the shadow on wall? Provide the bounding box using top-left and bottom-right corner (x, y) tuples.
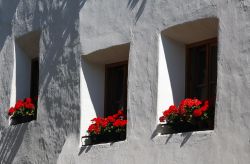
(0, 0), (21, 129)
(32, 0), (87, 130)
(12, 0), (89, 162)
(151, 124), (193, 147)
(0, 124), (28, 164)
(0, 0), (20, 51)
(127, 0), (147, 22)
(78, 145), (92, 155)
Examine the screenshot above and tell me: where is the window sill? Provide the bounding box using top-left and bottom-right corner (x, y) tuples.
(152, 130), (214, 145)
(79, 139), (127, 154)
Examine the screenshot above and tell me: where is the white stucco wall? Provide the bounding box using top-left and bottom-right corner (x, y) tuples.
(0, 0), (250, 164)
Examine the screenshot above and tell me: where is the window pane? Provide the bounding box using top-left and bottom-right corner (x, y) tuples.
(195, 86), (208, 100)
(189, 45), (208, 100)
(105, 63), (128, 116)
(190, 45), (207, 86)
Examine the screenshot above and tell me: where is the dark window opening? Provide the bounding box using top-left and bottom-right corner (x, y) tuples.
(30, 58), (39, 99)
(30, 58), (39, 120)
(186, 38), (217, 129)
(105, 61), (128, 117)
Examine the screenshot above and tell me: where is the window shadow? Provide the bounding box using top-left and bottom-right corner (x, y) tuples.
(78, 145), (92, 155)
(151, 124), (193, 147)
(33, 0), (88, 131)
(0, 123), (28, 164)
(127, 0), (147, 22)
(0, 0), (20, 52)
(0, 0), (21, 129)
(180, 132), (192, 147)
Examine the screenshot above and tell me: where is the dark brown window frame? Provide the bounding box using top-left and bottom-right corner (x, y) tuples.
(104, 61), (128, 117)
(185, 37), (217, 101)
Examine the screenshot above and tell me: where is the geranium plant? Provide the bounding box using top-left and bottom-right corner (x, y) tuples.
(8, 97), (37, 125)
(84, 110), (127, 145)
(159, 98), (212, 133)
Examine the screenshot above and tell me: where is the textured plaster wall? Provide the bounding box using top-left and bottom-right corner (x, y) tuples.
(0, 0), (250, 164)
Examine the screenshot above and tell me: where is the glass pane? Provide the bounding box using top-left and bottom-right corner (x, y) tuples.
(194, 86), (208, 100)
(106, 64), (127, 116)
(190, 45), (207, 86)
(189, 45), (208, 99)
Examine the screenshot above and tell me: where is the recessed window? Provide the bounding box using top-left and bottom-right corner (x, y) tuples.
(9, 31), (40, 125)
(157, 18), (218, 133)
(186, 39), (217, 106)
(81, 43), (130, 145)
(105, 62), (128, 117)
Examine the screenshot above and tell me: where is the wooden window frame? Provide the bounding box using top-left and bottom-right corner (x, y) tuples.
(104, 61), (128, 117)
(185, 38), (217, 99)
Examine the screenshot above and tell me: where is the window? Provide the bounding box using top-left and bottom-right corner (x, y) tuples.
(80, 43), (130, 145)
(9, 31), (40, 125)
(105, 61), (128, 117)
(157, 18), (218, 134)
(186, 39), (217, 106)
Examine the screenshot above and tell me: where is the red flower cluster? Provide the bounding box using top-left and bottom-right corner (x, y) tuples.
(113, 119), (127, 127)
(8, 98), (36, 117)
(179, 98), (202, 108)
(87, 110), (127, 135)
(192, 100), (209, 117)
(159, 98), (209, 123)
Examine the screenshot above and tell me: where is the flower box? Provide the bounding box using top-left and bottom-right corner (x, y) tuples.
(85, 131), (126, 145)
(8, 97), (37, 126)
(159, 98), (214, 134)
(9, 115), (35, 125)
(83, 110), (127, 145)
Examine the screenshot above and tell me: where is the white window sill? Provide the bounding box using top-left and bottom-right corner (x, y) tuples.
(152, 130), (214, 145)
(79, 140), (127, 153)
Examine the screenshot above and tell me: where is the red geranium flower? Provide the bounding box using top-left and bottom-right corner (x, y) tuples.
(193, 109), (203, 117)
(25, 98), (33, 103)
(159, 116), (165, 122)
(163, 105), (178, 117)
(107, 116), (115, 123)
(118, 110), (124, 115)
(113, 119), (127, 127)
(113, 114), (119, 119)
(24, 102), (35, 109)
(14, 100), (24, 110)
(8, 107), (16, 116)
(120, 120), (127, 127)
(101, 119), (109, 128)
